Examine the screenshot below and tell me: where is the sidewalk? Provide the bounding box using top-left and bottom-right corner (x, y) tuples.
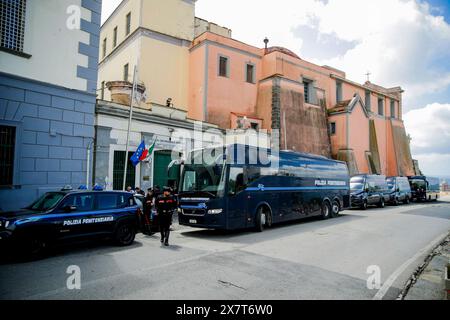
(401, 235), (450, 300)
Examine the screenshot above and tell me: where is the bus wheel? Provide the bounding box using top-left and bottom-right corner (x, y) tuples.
(255, 207), (267, 232)
(331, 201), (340, 218)
(321, 201), (331, 220)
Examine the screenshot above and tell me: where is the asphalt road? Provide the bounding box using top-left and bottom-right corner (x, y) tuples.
(1, 196), (449, 300)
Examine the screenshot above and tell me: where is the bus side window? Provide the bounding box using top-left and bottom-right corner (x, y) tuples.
(229, 167), (245, 195)
(245, 167), (261, 185)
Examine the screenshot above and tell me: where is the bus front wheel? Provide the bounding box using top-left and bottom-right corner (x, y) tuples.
(255, 207), (268, 232)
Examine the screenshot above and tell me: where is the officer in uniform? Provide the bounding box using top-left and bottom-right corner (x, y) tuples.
(155, 187), (177, 246)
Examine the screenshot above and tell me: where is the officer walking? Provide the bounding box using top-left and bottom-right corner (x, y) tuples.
(155, 187), (177, 246)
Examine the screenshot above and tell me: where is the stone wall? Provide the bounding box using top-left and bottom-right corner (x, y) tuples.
(0, 73), (96, 211)
(280, 83), (331, 157)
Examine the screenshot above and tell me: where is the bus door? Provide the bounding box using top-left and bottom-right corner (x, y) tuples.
(226, 167), (249, 229)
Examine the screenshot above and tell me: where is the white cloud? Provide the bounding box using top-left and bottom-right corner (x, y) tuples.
(403, 103), (450, 176)
(196, 0), (450, 111)
(101, 0), (123, 24)
(412, 153), (450, 177)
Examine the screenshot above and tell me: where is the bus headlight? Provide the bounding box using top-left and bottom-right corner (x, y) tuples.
(208, 209), (223, 215)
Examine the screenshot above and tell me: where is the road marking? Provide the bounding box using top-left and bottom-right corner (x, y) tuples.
(372, 231), (449, 300)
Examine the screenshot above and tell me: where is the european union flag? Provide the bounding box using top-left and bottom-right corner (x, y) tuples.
(130, 141), (146, 167)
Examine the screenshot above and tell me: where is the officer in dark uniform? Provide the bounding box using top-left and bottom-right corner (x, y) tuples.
(155, 187), (177, 246)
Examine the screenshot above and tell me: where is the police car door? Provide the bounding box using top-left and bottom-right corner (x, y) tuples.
(93, 193), (123, 234)
(56, 193), (96, 239)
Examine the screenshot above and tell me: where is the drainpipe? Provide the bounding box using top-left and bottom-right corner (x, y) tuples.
(86, 140), (94, 189)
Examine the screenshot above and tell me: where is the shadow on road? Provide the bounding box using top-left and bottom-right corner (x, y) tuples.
(179, 212), (367, 245)
(0, 238), (144, 265)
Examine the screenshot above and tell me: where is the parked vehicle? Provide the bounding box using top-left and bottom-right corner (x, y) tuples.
(0, 188), (140, 258)
(350, 175), (389, 209)
(386, 176), (412, 205)
(408, 176), (440, 202)
(177, 144), (350, 232)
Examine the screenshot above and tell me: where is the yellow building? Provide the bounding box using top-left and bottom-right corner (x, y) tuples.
(98, 0), (200, 110)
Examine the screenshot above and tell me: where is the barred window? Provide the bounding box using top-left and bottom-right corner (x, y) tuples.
(0, 125), (16, 186)
(0, 0), (27, 53)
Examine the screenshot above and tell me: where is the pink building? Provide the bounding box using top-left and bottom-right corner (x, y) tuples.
(188, 31), (415, 176)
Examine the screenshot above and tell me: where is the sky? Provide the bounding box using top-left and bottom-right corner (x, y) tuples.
(101, 0), (450, 178)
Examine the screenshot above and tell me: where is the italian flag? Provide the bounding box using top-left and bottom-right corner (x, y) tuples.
(140, 140), (156, 162)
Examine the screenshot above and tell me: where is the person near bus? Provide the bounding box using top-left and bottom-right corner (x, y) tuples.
(135, 187), (145, 196)
(155, 187), (177, 246)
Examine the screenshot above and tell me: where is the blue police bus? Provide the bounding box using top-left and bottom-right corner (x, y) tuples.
(177, 144), (350, 232)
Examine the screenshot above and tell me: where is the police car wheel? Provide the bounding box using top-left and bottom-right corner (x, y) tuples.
(114, 223), (136, 246)
(18, 237), (47, 259)
(378, 198), (385, 208)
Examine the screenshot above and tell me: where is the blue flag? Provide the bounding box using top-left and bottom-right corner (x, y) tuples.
(130, 141), (146, 167)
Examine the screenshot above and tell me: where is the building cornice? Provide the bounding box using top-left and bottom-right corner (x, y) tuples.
(331, 74), (400, 101)
(96, 101), (222, 132)
(99, 26), (191, 67)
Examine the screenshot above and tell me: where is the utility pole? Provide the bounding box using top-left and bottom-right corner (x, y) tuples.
(122, 66), (138, 191)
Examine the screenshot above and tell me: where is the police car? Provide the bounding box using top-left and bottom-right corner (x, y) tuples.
(0, 186), (141, 257)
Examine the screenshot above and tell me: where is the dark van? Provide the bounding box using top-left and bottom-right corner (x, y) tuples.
(408, 176), (440, 202)
(350, 175), (389, 209)
(386, 176), (412, 205)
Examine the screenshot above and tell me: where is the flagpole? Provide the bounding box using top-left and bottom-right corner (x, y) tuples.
(122, 65), (138, 191)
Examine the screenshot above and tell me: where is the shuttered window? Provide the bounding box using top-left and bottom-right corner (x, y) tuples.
(219, 56), (228, 77)
(0, 0), (27, 53)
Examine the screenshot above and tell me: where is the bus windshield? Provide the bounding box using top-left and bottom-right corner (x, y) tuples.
(180, 164), (226, 197)
(410, 179), (426, 191)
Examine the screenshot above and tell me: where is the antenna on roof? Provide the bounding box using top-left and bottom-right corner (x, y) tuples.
(365, 71), (371, 82)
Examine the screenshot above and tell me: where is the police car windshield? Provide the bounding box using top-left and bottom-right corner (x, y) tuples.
(27, 192), (65, 212)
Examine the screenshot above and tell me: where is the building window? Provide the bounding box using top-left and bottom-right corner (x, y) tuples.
(378, 98), (384, 116)
(219, 56), (229, 77)
(101, 81), (105, 100)
(123, 63), (129, 81)
(246, 63), (255, 83)
(390, 100), (395, 119)
(126, 12), (131, 36)
(303, 80), (311, 104)
(329, 122), (336, 135)
(336, 81), (343, 103)
(0, 0), (27, 53)
(0, 125), (16, 186)
(113, 26), (118, 48)
(102, 38), (107, 58)
(365, 91), (371, 111)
